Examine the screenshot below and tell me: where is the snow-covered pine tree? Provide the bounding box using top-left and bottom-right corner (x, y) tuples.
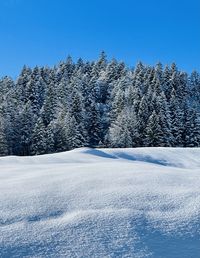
(108, 111), (132, 148)
(137, 95), (150, 145)
(41, 82), (58, 126)
(169, 89), (184, 146)
(65, 114), (85, 150)
(108, 108), (138, 148)
(0, 117), (8, 156)
(18, 102), (35, 155)
(31, 118), (47, 155)
(145, 111), (163, 147)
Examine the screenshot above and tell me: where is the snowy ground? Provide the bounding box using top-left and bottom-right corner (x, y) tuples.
(0, 147), (200, 258)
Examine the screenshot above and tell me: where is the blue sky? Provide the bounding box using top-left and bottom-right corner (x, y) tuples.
(0, 0), (199, 78)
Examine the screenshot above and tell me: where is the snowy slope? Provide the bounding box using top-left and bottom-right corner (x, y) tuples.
(0, 147), (200, 258)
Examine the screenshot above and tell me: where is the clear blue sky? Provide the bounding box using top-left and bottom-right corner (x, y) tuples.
(0, 0), (199, 78)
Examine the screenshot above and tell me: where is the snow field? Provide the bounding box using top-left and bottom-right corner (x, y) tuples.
(0, 147), (200, 257)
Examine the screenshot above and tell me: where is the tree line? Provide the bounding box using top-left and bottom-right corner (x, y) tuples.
(0, 52), (200, 156)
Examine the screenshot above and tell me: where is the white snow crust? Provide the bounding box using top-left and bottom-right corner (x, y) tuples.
(0, 147), (200, 257)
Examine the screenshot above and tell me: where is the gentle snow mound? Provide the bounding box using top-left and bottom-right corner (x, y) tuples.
(0, 147), (200, 257)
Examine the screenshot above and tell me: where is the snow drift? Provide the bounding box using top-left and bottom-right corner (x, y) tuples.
(0, 147), (200, 257)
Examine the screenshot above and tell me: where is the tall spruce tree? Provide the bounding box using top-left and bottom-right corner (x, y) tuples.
(31, 118), (47, 155)
(0, 117), (8, 156)
(145, 111), (163, 147)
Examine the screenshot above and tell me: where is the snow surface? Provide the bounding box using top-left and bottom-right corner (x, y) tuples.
(0, 147), (200, 257)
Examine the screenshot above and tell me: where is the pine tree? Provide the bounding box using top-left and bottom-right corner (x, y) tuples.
(189, 71), (200, 108)
(31, 118), (47, 155)
(145, 111), (163, 147)
(109, 117), (132, 148)
(16, 66), (32, 103)
(69, 78), (87, 145)
(183, 107), (200, 147)
(0, 118), (8, 156)
(85, 100), (102, 146)
(169, 90), (184, 146)
(18, 102), (35, 155)
(187, 109), (200, 147)
(46, 122), (55, 154)
(25, 78), (40, 114)
(65, 114), (85, 150)
(51, 115), (69, 152)
(137, 95), (150, 145)
(41, 82), (58, 126)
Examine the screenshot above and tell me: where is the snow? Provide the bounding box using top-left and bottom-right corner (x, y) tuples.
(0, 147), (200, 257)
